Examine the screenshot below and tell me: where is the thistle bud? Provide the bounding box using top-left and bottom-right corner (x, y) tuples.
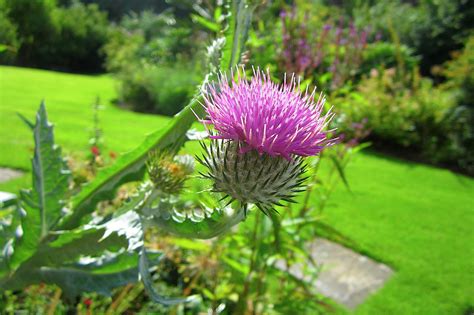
(146, 151), (194, 194)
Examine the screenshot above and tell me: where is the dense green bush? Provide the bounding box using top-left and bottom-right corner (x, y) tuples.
(73, 0), (170, 21)
(0, 10), (19, 64)
(49, 1), (108, 72)
(360, 42), (419, 77)
(2, 0), (57, 67)
(441, 36), (474, 107)
(333, 63), (474, 174)
(334, 67), (453, 151)
(103, 10), (202, 115)
(436, 36), (474, 173)
(352, 0), (473, 74)
(105, 10), (199, 68)
(119, 65), (196, 115)
(1, 0), (109, 72)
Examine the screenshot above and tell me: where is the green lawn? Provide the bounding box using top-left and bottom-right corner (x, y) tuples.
(0, 66), (473, 314)
(0, 65), (168, 170)
(0, 65), (168, 192)
(320, 151), (474, 314)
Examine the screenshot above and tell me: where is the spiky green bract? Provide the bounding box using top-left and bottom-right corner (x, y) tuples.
(146, 151), (194, 194)
(197, 140), (307, 215)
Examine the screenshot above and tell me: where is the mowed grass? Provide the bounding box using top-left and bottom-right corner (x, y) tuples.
(0, 66), (473, 314)
(0, 65), (168, 171)
(317, 151), (474, 314)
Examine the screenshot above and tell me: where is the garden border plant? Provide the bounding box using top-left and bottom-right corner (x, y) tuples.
(0, 0), (255, 306)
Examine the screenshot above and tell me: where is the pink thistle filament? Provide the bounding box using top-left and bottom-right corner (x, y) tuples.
(201, 68), (335, 160)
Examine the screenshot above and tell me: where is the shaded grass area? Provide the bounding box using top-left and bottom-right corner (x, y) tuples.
(0, 66), (473, 314)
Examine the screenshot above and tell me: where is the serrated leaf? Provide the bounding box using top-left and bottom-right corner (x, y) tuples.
(0, 206), (21, 276)
(1, 212), (143, 291)
(72, 249), (162, 275)
(11, 102), (70, 269)
(17, 113), (34, 130)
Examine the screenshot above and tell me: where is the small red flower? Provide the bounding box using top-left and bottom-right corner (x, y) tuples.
(84, 298), (92, 307)
(91, 146), (100, 157)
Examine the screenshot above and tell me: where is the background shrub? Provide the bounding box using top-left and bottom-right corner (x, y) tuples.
(1, 0), (109, 72)
(351, 0), (473, 75)
(0, 10), (19, 64)
(103, 10), (202, 116)
(435, 37), (474, 173)
(441, 36), (474, 107)
(334, 68), (454, 151)
(118, 65), (197, 116)
(360, 42), (419, 77)
(49, 1), (108, 72)
(2, 0), (58, 67)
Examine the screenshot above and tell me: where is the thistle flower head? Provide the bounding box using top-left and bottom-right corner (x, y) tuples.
(199, 68), (335, 213)
(202, 68), (335, 160)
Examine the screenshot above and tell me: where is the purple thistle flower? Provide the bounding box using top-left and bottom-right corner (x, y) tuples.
(197, 68), (336, 214)
(201, 68), (335, 160)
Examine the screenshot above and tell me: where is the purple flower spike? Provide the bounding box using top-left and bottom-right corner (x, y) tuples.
(201, 68), (335, 160)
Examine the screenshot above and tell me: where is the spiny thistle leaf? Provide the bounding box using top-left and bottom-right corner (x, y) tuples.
(10, 101), (70, 269)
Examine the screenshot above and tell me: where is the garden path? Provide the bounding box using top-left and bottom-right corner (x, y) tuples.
(0, 167), (23, 183)
(276, 238), (393, 310)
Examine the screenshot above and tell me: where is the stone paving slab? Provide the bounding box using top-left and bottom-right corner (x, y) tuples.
(0, 167), (23, 183)
(276, 238), (393, 309)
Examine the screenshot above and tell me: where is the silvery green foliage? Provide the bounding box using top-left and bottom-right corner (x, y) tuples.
(0, 103), (147, 299)
(141, 182), (246, 240)
(220, 0), (254, 70)
(207, 37), (226, 73)
(15, 102), (71, 264)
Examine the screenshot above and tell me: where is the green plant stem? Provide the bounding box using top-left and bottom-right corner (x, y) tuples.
(236, 211), (262, 314)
